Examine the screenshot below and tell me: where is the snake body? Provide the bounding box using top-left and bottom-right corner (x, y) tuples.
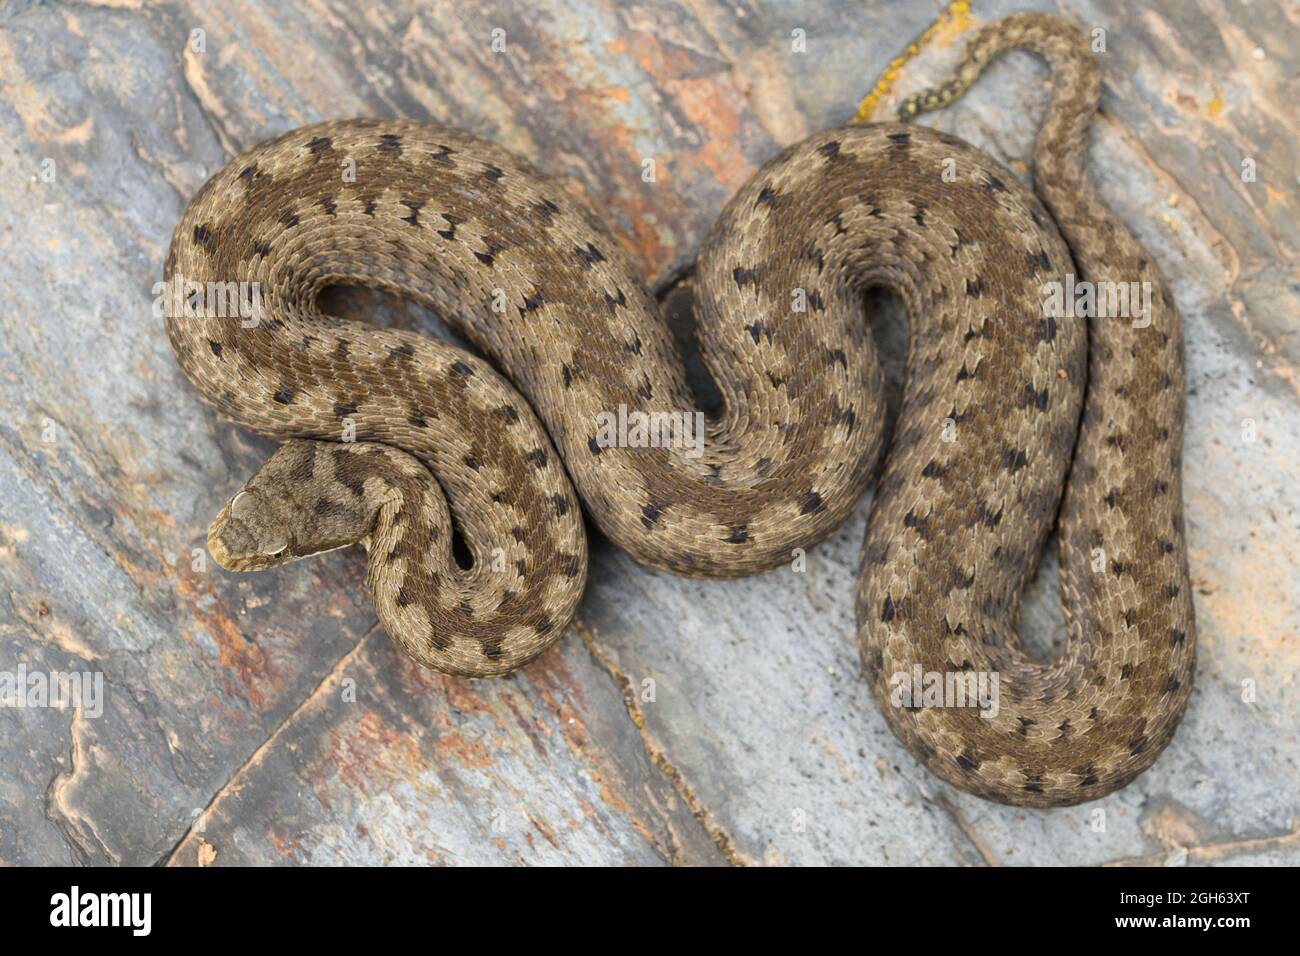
(165, 13), (1194, 806)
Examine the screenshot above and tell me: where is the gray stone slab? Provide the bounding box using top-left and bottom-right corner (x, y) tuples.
(0, 0), (1294, 866)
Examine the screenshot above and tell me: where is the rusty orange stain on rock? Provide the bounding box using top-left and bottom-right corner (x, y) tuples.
(393, 656), (502, 721)
(521, 641), (659, 836)
(171, 564), (273, 710)
(199, 692), (252, 735)
(601, 186), (676, 280)
(268, 830), (309, 863)
(668, 76), (756, 196)
(435, 729), (496, 770)
(140, 504), (177, 531)
(595, 780), (636, 822)
(522, 646), (596, 752)
(550, 110), (677, 278)
(431, 672), (500, 718)
(605, 32), (697, 79)
(528, 811), (562, 850)
(563, 107), (722, 277)
(517, 33), (714, 277)
(327, 710), (428, 793)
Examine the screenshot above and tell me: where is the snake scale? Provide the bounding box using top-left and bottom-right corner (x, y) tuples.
(164, 12), (1195, 807)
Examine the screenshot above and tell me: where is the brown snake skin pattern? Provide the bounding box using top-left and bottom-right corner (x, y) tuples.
(164, 13), (1195, 807)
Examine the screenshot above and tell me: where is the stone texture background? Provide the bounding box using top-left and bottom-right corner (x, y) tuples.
(0, 0), (1295, 865)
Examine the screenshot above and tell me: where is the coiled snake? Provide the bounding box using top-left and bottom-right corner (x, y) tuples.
(164, 13), (1195, 807)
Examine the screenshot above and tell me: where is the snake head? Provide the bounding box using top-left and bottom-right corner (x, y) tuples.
(207, 486), (296, 572)
(206, 439), (377, 572)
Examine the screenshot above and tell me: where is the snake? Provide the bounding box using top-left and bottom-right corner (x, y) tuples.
(163, 12), (1195, 807)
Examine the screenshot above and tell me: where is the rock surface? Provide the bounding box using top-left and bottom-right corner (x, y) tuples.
(0, 0), (1295, 865)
